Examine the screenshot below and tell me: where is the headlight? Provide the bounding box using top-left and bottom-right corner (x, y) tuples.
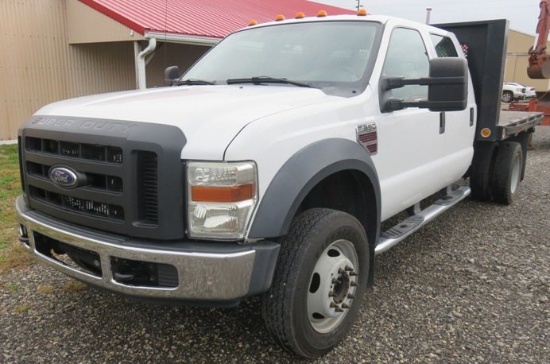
(187, 161), (257, 239)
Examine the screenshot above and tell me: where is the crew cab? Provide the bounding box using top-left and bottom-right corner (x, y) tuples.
(16, 12), (541, 358)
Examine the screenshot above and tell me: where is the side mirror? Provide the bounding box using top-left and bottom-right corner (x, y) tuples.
(164, 66), (180, 86)
(427, 58), (468, 111)
(381, 57), (468, 112)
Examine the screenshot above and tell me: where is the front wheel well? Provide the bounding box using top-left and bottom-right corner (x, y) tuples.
(298, 170), (378, 246)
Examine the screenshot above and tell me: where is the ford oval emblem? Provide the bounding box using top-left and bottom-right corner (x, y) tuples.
(49, 166), (79, 188)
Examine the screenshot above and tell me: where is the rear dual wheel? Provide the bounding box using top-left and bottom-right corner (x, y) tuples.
(262, 208), (369, 358)
(492, 141), (523, 205)
(470, 141), (523, 205)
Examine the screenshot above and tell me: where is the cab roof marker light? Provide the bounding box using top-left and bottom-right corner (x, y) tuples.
(317, 10), (328, 17)
(275, 14), (285, 21)
(357, 8), (368, 16)
(295, 12), (305, 19)
(248, 19), (258, 26)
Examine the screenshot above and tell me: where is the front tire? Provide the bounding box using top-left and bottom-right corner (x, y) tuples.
(502, 90), (513, 103)
(261, 208), (369, 358)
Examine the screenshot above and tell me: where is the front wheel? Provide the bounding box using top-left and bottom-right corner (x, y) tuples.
(502, 90), (514, 103)
(261, 208), (369, 358)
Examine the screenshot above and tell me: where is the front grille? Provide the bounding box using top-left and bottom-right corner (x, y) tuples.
(29, 186), (125, 220)
(20, 117), (186, 240)
(137, 151), (158, 224)
(27, 161), (123, 193)
(26, 137), (123, 164)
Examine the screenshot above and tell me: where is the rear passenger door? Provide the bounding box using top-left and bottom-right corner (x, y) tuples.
(429, 33), (476, 180)
(374, 27), (444, 219)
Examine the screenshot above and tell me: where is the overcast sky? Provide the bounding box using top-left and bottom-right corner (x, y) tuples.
(312, 0), (541, 36)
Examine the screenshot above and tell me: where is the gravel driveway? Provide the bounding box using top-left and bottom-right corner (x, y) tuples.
(2, 128), (549, 364)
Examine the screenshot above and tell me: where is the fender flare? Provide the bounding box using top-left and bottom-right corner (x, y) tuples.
(248, 138), (381, 240)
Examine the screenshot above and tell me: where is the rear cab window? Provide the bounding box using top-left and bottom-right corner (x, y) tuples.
(430, 34), (459, 57)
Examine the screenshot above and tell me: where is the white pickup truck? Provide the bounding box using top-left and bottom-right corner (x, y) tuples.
(16, 13), (542, 358)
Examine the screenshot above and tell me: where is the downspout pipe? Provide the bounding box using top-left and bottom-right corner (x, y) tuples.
(135, 37), (157, 90)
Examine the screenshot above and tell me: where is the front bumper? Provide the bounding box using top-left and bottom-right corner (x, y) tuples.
(16, 196), (280, 303)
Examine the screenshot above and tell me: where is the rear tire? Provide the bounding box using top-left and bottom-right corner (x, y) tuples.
(492, 141), (523, 205)
(470, 142), (497, 201)
(261, 208), (369, 358)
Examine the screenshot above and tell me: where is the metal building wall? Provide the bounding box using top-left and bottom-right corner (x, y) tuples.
(0, 0), (212, 140)
(0, 0), (138, 140)
(1, 0), (70, 140)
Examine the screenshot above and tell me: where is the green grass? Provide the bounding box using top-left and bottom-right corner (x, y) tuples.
(0, 144), (32, 274)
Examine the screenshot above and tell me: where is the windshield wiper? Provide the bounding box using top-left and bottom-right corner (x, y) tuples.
(174, 78), (215, 86)
(226, 76), (314, 88)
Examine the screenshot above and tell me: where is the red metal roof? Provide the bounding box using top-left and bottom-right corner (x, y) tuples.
(79, 0), (355, 39)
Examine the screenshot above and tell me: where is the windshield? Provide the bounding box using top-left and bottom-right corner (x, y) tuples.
(182, 21), (382, 96)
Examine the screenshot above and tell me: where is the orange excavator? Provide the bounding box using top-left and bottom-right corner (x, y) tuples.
(528, 0), (550, 78)
(511, 0), (550, 127)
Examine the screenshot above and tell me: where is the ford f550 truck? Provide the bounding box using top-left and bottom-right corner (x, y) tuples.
(16, 13), (542, 358)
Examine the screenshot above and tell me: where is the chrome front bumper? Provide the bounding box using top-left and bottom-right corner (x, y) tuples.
(15, 196), (279, 302)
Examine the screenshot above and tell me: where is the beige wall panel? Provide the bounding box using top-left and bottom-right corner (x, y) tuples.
(0, 0), (70, 140)
(67, 42), (136, 96)
(67, 0), (144, 44)
(0, 0), (140, 140)
(145, 43), (210, 88)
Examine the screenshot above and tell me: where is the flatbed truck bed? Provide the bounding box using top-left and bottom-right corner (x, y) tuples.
(499, 110), (543, 137)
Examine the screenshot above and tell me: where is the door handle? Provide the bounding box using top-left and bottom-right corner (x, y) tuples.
(439, 112), (446, 134)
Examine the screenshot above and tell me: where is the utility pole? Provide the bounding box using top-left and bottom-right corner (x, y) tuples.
(356, 0), (363, 10)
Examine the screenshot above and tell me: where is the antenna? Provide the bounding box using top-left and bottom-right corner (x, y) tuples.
(425, 8), (432, 24)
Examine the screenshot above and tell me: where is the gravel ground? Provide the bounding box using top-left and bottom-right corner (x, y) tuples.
(1, 128), (549, 364)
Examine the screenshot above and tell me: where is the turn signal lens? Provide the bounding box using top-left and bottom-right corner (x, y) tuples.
(191, 184), (255, 202)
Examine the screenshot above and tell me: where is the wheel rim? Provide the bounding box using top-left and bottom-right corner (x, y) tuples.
(502, 92), (512, 103)
(510, 153), (521, 194)
(307, 239), (359, 333)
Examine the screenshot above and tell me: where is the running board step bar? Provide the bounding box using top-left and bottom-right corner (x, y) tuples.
(375, 186), (471, 255)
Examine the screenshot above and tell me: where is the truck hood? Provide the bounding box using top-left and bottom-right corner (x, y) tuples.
(37, 85), (336, 159)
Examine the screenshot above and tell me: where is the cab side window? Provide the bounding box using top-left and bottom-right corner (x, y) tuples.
(382, 28), (429, 101)
(430, 34), (458, 57)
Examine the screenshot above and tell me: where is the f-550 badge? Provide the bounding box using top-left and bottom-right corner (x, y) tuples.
(356, 123), (378, 155)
